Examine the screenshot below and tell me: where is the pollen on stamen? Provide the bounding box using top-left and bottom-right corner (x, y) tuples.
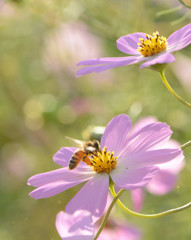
(137, 31), (167, 57)
(90, 146), (117, 173)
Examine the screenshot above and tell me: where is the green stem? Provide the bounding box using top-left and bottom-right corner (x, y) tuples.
(160, 71), (191, 108)
(171, 10), (191, 25)
(94, 188), (124, 240)
(156, 6), (183, 17)
(109, 184), (191, 219)
(181, 140), (191, 150)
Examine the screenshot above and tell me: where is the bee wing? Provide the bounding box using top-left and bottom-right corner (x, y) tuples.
(65, 136), (84, 148)
(86, 146), (97, 152)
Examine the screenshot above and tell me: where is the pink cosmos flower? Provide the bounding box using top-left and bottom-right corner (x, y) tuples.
(43, 21), (112, 85)
(130, 117), (185, 212)
(43, 22), (102, 76)
(56, 210), (141, 240)
(28, 114), (183, 218)
(56, 210), (94, 240)
(76, 24), (191, 77)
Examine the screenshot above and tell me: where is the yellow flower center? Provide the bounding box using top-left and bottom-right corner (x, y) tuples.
(137, 31), (167, 57)
(90, 146), (117, 173)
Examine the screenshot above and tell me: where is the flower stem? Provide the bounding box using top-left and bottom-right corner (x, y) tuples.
(181, 140), (191, 150)
(109, 184), (191, 219)
(156, 6), (183, 17)
(94, 188), (124, 240)
(160, 71), (191, 108)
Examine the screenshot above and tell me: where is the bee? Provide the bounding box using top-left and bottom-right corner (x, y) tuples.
(67, 137), (101, 170)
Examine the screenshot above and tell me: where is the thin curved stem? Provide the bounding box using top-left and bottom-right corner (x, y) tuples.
(156, 6), (182, 17)
(181, 140), (191, 150)
(109, 184), (191, 219)
(94, 188), (124, 240)
(171, 10), (191, 25)
(160, 71), (191, 108)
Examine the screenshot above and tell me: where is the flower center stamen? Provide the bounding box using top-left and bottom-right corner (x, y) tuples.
(137, 31), (167, 57)
(90, 146), (117, 173)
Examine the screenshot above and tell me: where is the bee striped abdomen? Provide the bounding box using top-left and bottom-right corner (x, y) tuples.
(82, 155), (91, 166)
(69, 150), (86, 170)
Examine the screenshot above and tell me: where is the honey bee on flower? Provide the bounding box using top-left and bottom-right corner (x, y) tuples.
(66, 137), (101, 170)
(28, 114), (183, 218)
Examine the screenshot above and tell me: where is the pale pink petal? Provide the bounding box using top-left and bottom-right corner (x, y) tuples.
(77, 56), (138, 66)
(28, 167), (95, 187)
(158, 155), (184, 173)
(56, 210), (94, 240)
(110, 166), (159, 190)
(117, 32), (146, 55)
(130, 119), (184, 173)
(65, 173), (109, 217)
(163, 139), (180, 149)
(119, 122), (172, 158)
(122, 148), (182, 169)
(29, 180), (83, 199)
(100, 114), (131, 155)
(130, 117), (157, 135)
(28, 167), (95, 199)
(167, 23), (191, 52)
(157, 139), (185, 173)
(131, 188), (144, 212)
(140, 52), (175, 69)
(53, 147), (77, 167)
(146, 170), (177, 195)
(76, 56), (143, 77)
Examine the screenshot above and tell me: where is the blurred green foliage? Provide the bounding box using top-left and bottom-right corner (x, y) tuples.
(0, 0), (191, 239)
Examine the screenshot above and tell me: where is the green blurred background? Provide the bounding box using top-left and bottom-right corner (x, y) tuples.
(0, 0), (191, 239)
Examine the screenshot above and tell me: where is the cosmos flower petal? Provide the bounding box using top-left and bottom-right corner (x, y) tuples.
(111, 166), (159, 190)
(156, 139), (185, 173)
(123, 148), (182, 169)
(56, 210), (94, 240)
(76, 56), (143, 77)
(119, 122), (172, 158)
(53, 147), (77, 167)
(146, 170), (177, 195)
(65, 173), (109, 217)
(131, 188), (144, 212)
(28, 167), (95, 187)
(130, 117), (157, 135)
(117, 32), (146, 55)
(29, 180), (84, 199)
(167, 23), (191, 52)
(53, 147), (90, 168)
(139, 52), (175, 69)
(77, 56), (139, 66)
(130, 119), (184, 168)
(28, 114), (184, 217)
(100, 114), (131, 155)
